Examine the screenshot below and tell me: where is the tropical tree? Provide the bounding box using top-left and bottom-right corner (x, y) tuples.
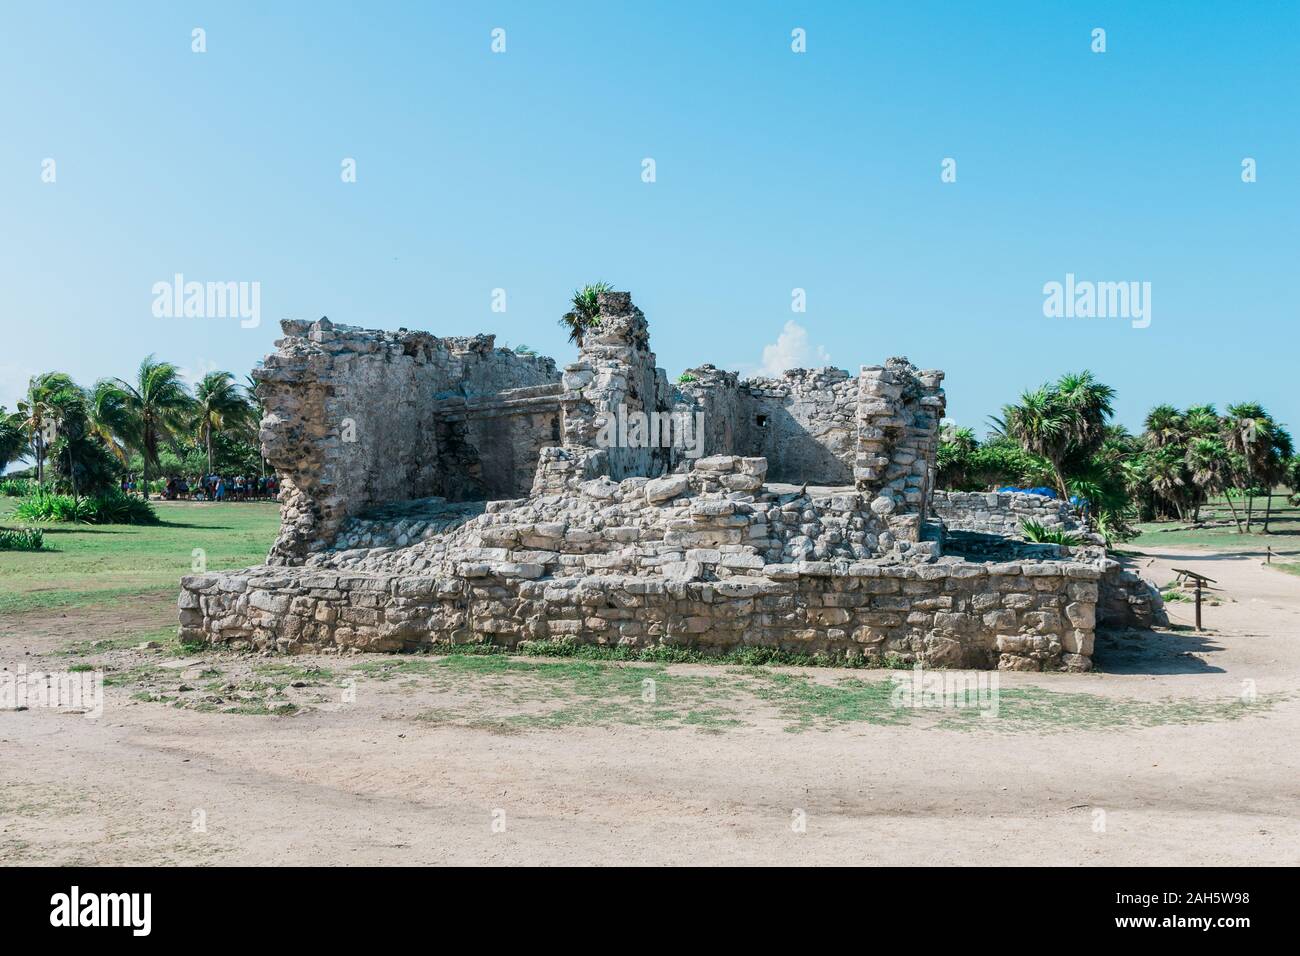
(1187, 437), (1245, 532)
(45, 386), (91, 497)
(1144, 444), (1190, 520)
(0, 406), (29, 474)
(192, 371), (252, 475)
(1257, 423), (1293, 534)
(86, 379), (135, 465)
(558, 281), (613, 347)
(106, 357), (193, 498)
(1001, 385), (1074, 499)
(1056, 370), (1116, 461)
(241, 373), (268, 477)
(16, 372), (78, 485)
(1142, 404), (1185, 451)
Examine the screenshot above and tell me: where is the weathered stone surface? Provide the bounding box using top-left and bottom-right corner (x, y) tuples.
(178, 290), (1171, 671)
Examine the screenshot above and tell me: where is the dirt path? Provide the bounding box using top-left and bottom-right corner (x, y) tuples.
(2, 549), (1298, 866)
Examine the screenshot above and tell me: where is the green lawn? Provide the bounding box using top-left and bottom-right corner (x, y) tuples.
(1128, 494), (1300, 559)
(0, 498), (280, 615)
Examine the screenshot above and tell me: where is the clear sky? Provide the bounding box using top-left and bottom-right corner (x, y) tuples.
(2, 1), (1296, 445)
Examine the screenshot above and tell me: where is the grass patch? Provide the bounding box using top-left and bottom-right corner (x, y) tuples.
(0, 498), (279, 615)
(406, 637), (910, 670)
(1130, 495), (1300, 557)
(376, 653), (1285, 735)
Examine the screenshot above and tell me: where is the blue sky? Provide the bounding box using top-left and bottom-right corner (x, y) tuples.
(2, 1), (1296, 446)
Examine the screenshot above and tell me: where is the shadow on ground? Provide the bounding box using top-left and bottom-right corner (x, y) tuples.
(1092, 626), (1225, 675)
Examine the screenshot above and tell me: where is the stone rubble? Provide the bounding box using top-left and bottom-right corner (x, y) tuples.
(181, 291), (1166, 671)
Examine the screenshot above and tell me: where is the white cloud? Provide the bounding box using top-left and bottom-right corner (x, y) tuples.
(178, 359), (220, 389)
(757, 321), (831, 377)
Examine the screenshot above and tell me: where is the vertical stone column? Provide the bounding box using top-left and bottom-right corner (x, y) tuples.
(533, 292), (672, 492)
(854, 358), (945, 526)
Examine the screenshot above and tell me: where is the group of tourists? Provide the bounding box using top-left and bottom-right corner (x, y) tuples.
(121, 474), (280, 501)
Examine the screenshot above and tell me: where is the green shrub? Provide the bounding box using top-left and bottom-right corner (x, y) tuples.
(1020, 519), (1083, 546)
(88, 493), (160, 525)
(0, 527), (45, 551)
(0, 478), (37, 497)
(11, 489), (159, 525)
(13, 490), (96, 523)
(677, 372), (698, 385)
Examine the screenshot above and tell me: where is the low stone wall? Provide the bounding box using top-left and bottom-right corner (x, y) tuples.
(179, 557), (1099, 671)
(1098, 562), (1169, 629)
(931, 490), (1081, 538)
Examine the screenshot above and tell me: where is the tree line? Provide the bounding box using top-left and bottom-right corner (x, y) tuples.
(0, 358), (263, 498)
(938, 370), (1297, 539)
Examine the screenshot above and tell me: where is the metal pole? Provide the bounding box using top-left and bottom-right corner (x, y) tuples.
(1195, 582), (1202, 632)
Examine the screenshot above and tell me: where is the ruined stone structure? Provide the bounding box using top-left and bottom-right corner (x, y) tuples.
(180, 292), (1164, 670)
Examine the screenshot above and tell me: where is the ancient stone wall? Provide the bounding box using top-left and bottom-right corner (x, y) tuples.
(536, 292), (675, 493)
(181, 453), (1101, 671)
(931, 491), (1082, 538)
(673, 365), (743, 461)
(254, 319), (558, 563)
(198, 290), (1171, 672)
(435, 385), (563, 501)
(854, 359), (946, 522)
(180, 559), (1096, 671)
(738, 369), (858, 484)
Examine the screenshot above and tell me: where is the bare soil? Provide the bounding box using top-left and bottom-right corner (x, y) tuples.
(2, 546), (1298, 866)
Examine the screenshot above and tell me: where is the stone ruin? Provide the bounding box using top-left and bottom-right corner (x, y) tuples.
(178, 291), (1165, 670)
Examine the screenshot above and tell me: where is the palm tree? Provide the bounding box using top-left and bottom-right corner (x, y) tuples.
(45, 386), (90, 498)
(86, 380), (135, 466)
(1002, 386), (1072, 499)
(193, 371), (251, 475)
(558, 281), (613, 347)
(1143, 404), (1185, 450)
(1223, 402), (1273, 532)
(1056, 370), (1116, 459)
(1188, 436), (1245, 532)
(1145, 445), (1188, 520)
(1258, 423), (1293, 534)
(16, 372), (77, 485)
(0, 407), (29, 474)
(241, 373), (267, 478)
(107, 356), (193, 498)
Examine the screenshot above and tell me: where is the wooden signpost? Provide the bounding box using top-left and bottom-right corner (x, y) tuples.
(1171, 568), (1216, 632)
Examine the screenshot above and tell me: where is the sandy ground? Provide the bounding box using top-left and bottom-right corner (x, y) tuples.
(2, 547), (1298, 866)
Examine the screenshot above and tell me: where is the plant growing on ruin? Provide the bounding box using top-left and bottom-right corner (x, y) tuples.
(1019, 519), (1083, 546)
(677, 372), (697, 384)
(559, 281), (613, 347)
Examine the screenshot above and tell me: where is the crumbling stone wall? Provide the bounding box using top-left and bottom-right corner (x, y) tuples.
(180, 558), (1097, 671)
(182, 453), (1101, 671)
(931, 491), (1082, 538)
(673, 365), (743, 461)
(533, 292), (676, 493)
(255, 319), (558, 563)
(674, 366), (861, 485)
(738, 369), (858, 484)
(854, 359), (946, 521)
(190, 290), (1168, 671)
